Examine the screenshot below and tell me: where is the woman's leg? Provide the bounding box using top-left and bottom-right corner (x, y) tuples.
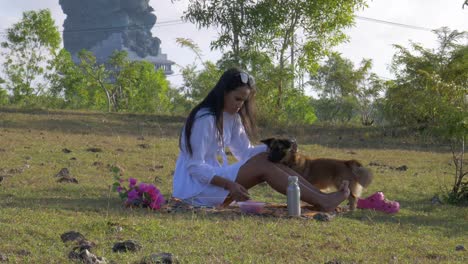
(235, 153), (350, 211)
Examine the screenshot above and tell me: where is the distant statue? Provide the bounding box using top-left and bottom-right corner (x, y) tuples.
(59, 0), (172, 74)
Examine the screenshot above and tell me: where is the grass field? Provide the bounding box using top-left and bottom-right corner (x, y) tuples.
(0, 108), (466, 263)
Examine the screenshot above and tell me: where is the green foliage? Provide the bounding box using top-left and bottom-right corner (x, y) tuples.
(182, 0), (366, 69)
(117, 60), (171, 113)
(311, 96), (358, 124)
(49, 49), (94, 109)
(280, 88), (317, 125)
(51, 50), (172, 113)
(385, 27), (468, 204)
(182, 0), (254, 63)
(254, 67), (316, 126)
(0, 78), (8, 105)
(310, 53), (384, 124)
(0, 88), (9, 105)
(385, 28), (467, 129)
(445, 181), (468, 205)
(355, 62), (386, 126)
(310, 53), (357, 98)
(1, 9), (172, 113)
(180, 62), (222, 105)
(176, 39), (317, 126)
(1, 9), (61, 104)
(172, 38), (221, 113)
(181, 0), (367, 108)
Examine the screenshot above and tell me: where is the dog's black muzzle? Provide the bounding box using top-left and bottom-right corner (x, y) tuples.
(267, 152), (284, 163)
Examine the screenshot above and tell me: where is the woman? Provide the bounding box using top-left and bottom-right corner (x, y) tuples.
(172, 68), (349, 211)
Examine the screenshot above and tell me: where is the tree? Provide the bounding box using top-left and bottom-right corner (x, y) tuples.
(74, 50), (113, 111)
(354, 60), (385, 126)
(178, 0), (367, 107)
(0, 9), (61, 104)
(310, 53), (358, 99)
(181, 0), (253, 64)
(176, 37), (316, 125)
(176, 38), (223, 108)
(113, 58), (171, 113)
(0, 78), (8, 105)
(386, 28), (467, 127)
(49, 49), (92, 109)
(386, 28), (467, 204)
(310, 53), (385, 124)
(51, 49), (171, 113)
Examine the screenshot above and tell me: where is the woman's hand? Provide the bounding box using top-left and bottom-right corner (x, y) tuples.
(210, 176), (250, 202)
(225, 181), (250, 201)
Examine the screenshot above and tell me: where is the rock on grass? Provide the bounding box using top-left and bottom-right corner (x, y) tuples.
(112, 240), (141, 253)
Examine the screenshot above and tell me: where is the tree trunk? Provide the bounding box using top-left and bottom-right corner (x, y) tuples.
(278, 52), (285, 108)
(451, 136), (466, 195)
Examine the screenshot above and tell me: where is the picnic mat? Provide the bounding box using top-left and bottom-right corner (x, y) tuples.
(161, 198), (348, 221)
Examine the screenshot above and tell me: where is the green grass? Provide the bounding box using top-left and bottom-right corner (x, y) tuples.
(0, 108), (466, 263)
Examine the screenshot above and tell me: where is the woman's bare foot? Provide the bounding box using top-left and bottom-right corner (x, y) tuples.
(319, 181), (350, 212)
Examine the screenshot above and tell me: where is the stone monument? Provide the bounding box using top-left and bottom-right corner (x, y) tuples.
(59, 0), (173, 74)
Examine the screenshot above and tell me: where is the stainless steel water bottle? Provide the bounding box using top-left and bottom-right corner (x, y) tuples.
(287, 176), (301, 217)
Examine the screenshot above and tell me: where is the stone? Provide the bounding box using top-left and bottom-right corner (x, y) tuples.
(0, 252), (8, 262)
(74, 240), (97, 251)
(69, 249), (107, 264)
(396, 165), (408, 171)
(112, 240), (141, 252)
(61, 231), (85, 243)
(431, 195), (442, 205)
(62, 148), (72, 153)
(313, 212), (335, 222)
(16, 250), (31, 256)
(455, 245), (466, 251)
(86, 147), (103, 153)
(140, 252), (179, 264)
(55, 168), (70, 177)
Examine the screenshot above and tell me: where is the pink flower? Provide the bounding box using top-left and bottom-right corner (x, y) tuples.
(138, 183), (149, 194)
(115, 177), (165, 210)
(129, 178), (137, 188)
(127, 189), (139, 202)
(150, 194), (165, 209)
(147, 186), (160, 200)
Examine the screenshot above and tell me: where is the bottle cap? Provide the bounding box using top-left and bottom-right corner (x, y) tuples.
(288, 176), (298, 183)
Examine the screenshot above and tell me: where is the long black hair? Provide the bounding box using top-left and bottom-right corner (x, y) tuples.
(180, 68), (257, 156)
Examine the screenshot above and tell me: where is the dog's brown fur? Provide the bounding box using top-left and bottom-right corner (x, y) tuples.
(261, 138), (373, 210)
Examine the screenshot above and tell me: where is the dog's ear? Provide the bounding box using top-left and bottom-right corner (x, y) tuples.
(260, 138), (275, 147)
(289, 138), (298, 153)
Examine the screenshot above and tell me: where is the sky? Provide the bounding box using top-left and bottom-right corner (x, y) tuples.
(0, 0), (467, 89)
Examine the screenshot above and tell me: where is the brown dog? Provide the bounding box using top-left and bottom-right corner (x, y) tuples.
(261, 138), (373, 210)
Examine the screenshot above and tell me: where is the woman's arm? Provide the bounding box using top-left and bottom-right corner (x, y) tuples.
(210, 175), (250, 201)
(185, 115), (218, 184)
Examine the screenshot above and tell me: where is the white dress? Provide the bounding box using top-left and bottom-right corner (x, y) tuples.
(172, 108), (267, 206)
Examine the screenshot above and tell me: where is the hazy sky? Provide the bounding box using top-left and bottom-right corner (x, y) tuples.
(0, 0), (467, 88)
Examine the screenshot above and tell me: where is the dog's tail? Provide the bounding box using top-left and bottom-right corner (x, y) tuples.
(346, 160), (373, 188)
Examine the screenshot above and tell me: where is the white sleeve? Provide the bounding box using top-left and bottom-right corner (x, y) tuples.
(229, 115), (267, 162)
(186, 115), (218, 184)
